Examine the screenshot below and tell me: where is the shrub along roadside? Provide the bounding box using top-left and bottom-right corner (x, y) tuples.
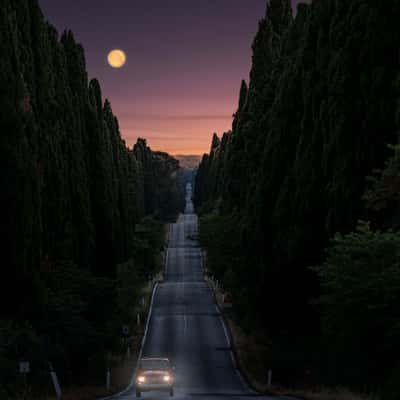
(198, 215), (400, 398)
(44, 269), (163, 400)
(312, 222), (400, 397)
(207, 274), (377, 400)
(0, 217), (166, 400)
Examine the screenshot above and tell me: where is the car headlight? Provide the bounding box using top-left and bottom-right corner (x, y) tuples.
(163, 374), (171, 382)
(137, 375), (145, 383)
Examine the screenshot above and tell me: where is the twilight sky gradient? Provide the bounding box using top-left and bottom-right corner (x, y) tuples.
(39, 1), (306, 155)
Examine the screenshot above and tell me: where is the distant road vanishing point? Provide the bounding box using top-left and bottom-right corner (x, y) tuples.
(103, 183), (281, 400)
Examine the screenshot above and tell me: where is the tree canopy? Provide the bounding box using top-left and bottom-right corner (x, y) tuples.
(0, 0), (185, 396)
(195, 0), (400, 393)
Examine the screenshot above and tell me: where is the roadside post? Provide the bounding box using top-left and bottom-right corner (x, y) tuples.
(267, 369), (272, 387)
(147, 273), (153, 289)
(122, 325), (130, 337)
(222, 292), (233, 310)
(121, 325), (130, 361)
(48, 362), (62, 399)
(19, 360), (30, 390)
(106, 368), (111, 390)
(106, 352), (112, 390)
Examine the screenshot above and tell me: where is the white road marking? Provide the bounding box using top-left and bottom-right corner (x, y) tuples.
(220, 315), (232, 349)
(165, 248), (169, 276)
(212, 282), (258, 395)
(219, 314), (256, 393)
(181, 222), (186, 338)
(98, 282), (159, 399)
(165, 223), (173, 277)
(100, 185), (261, 399)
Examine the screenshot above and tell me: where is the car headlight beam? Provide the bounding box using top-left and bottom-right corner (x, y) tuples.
(163, 374), (171, 382)
(137, 375), (145, 383)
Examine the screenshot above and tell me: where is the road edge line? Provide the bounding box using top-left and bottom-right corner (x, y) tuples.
(165, 223), (171, 278)
(200, 253), (258, 395)
(98, 281), (159, 399)
(206, 279), (258, 395)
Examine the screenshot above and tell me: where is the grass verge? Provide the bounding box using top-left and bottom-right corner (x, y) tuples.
(43, 223), (170, 400)
(206, 274), (376, 400)
(43, 280), (155, 400)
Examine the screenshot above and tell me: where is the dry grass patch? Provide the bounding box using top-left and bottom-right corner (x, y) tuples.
(225, 318), (271, 391)
(205, 276), (272, 393)
(206, 275), (377, 400)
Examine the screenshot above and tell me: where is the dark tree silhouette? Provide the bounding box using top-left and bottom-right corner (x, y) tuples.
(0, 0), (184, 394)
(195, 0), (400, 392)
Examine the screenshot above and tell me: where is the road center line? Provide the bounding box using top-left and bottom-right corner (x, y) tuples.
(182, 221), (187, 337)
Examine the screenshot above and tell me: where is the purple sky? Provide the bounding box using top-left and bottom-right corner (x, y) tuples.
(39, 1), (306, 154)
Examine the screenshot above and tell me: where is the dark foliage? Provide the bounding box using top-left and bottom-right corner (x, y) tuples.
(0, 0), (183, 396)
(312, 221), (400, 393)
(133, 140), (185, 221)
(195, 0), (400, 393)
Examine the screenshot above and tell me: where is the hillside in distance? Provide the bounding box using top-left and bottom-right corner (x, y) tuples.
(174, 154), (201, 169)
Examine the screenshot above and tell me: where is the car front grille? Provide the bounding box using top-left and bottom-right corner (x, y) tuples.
(146, 375), (164, 383)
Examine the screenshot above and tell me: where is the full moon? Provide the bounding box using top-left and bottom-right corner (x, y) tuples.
(107, 49), (126, 68)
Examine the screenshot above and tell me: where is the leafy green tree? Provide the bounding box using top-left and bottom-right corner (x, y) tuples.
(364, 144), (400, 229)
(312, 222), (400, 392)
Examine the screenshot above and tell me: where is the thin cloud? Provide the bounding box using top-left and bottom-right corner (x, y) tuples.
(117, 113), (232, 121)
(124, 134), (208, 143)
(121, 124), (178, 134)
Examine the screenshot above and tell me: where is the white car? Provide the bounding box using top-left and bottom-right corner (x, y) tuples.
(135, 357), (175, 397)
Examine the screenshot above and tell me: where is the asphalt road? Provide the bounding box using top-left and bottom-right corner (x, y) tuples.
(109, 183), (277, 400)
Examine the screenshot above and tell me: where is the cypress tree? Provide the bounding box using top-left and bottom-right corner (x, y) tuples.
(195, 0), (400, 390)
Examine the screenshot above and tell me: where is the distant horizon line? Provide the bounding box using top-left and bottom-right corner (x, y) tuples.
(172, 154), (203, 157)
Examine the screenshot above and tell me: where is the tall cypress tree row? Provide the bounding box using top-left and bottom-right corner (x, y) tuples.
(195, 0), (400, 390)
(0, 0), (183, 303)
(133, 139), (185, 220)
(0, 0), (184, 394)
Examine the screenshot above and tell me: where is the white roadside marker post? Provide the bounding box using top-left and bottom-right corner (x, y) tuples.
(106, 368), (111, 390)
(267, 369), (272, 387)
(19, 361), (30, 393)
(49, 362), (62, 398)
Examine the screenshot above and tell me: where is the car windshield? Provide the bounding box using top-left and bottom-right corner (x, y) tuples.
(140, 359), (170, 370)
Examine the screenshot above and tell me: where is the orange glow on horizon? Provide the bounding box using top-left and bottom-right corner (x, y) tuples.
(120, 113), (233, 155)
(124, 136), (212, 156)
